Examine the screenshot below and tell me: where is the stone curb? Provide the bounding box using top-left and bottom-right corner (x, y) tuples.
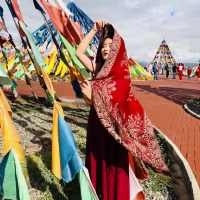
(183, 100), (200, 120)
(154, 126), (200, 200)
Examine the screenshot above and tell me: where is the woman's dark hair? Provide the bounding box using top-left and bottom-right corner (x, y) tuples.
(96, 24), (114, 71)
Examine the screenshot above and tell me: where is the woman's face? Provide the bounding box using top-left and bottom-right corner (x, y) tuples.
(101, 38), (112, 60)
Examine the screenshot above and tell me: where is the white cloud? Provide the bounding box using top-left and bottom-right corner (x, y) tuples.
(1, 0), (200, 63)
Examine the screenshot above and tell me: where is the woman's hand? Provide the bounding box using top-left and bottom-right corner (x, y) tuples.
(93, 20), (108, 32)
(81, 80), (92, 101)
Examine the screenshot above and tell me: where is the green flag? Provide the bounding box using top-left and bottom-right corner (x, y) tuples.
(58, 32), (84, 70)
(59, 32), (90, 78)
(0, 149), (30, 200)
(15, 48), (25, 61)
(19, 21), (44, 68)
(2, 50), (8, 64)
(14, 63), (24, 80)
(78, 167), (99, 200)
(0, 63), (12, 88)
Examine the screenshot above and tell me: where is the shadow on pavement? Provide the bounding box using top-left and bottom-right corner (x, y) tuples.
(132, 84), (200, 105)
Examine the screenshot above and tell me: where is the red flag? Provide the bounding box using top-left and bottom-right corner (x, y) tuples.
(10, 0), (26, 24)
(0, 36), (7, 48)
(10, 0), (27, 37)
(0, 22), (3, 31)
(39, 0), (81, 46)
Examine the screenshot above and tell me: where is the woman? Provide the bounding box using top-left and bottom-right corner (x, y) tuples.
(76, 21), (170, 200)
(178, 63), (185, 81)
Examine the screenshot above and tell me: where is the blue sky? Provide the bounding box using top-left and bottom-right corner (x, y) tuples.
(1, 0), (200, 63)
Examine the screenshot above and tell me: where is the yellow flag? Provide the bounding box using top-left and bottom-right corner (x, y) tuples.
(39, 65), (55, 99)
(0, 88), (12, 117)
(3, 56), (16, 70)
(7, 70), (15, 81)
(40, 63), (64, 178)
(60, 65), (67, 77)
(52, 101), (64, 179)
(46, 51), (57, 74)
(55, 60), (63, 76)
(44, 56), (49, 66)
(20, 61), (29, 73)
(0, 88), (24, 162)
(39, 41), (47, 52)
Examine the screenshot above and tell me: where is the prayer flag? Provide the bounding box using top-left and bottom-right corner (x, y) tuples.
(60, 64), (67, 77)
(54, 0), (73, 18)
(46, 50), (57, 74)
(0, 149), (30, 200)
(5, 0), (27, 37)
(58, 32), (84, 70)
(33, 0), (46, 14)
(39, 0), (80, 46)
(15, 48), (25, 61)
(19, 21), (44, 68)
(0, 63), (12, 88)
(78, 167), (99, 200)
(2, 50), (8, 64)
(9, 0), (26, 24)
(58, 48), (84, 98)
(0, 88), (24, 162)
(2, 56), (17, 70)
(58, 113), (83, 182)
(39, 0), (73, 45)
(0, 6), (4, 18)
(5, 0), (17, 18)
(55, 60), (64, 76)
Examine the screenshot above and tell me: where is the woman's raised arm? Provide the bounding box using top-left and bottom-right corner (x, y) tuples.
(75, 20), (107, 73)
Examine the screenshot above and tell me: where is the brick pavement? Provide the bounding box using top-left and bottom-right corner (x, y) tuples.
(132, 75), (200, 186)
(3, 75), (200, 185)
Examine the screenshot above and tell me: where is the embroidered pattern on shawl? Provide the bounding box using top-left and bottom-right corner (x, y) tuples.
(90, 25), (170, 175)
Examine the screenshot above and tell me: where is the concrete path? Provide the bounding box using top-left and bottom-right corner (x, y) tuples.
(3, 75), (200, 185)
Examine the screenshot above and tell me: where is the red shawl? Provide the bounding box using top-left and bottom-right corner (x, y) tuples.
(90, 25), (170, 175)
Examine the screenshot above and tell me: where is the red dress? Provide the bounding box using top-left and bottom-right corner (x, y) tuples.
(85, 105), (130, 200)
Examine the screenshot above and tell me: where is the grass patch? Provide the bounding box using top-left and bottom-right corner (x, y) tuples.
(143, 131), (180, 194)
(22, 151), (81, 200)
(15, 107), (43, 115)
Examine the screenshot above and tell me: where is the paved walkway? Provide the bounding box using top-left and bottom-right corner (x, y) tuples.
(132, 75), (200, 186)
(3, 75), (200, 185)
